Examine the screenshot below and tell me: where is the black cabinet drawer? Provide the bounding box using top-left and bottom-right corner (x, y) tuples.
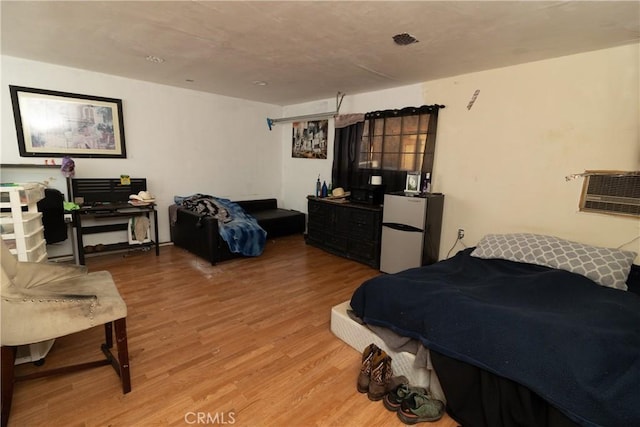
(307, 197), (381, 268)
(348, 239), (377, 261)
(325, 234), (348, 252)
(308, 203), (330, 224)
(333, 207), (350, 233)
(307, 223), (324, 240)
(307, 228), (328, 245)
(308, 200), (327, 214)
(307, 218), (326, 232)
(350, 220), (378, 240)
(349, 210), (376, 226)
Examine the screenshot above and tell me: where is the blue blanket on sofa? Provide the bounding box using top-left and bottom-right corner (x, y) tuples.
(176, 194), (266, 256)
(350, 248), (640, 427)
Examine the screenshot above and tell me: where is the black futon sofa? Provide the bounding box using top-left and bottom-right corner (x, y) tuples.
(169, 198), (305, 265)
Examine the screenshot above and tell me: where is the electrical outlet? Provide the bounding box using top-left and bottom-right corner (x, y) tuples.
(457, 228), (465, 239)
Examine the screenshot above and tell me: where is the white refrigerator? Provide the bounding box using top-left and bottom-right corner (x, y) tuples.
(379, 193), (444, 274)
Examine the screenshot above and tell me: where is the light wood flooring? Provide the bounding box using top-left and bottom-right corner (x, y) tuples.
(8, 235), (458, 427)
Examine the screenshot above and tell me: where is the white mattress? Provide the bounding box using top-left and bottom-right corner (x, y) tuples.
(330, 300), (444, 401)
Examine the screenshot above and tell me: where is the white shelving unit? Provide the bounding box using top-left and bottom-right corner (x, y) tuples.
(1, 183), (54, 364)
(0, 183), (48, 262)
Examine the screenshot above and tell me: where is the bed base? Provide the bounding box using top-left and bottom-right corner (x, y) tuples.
(330, 300), (444, 401)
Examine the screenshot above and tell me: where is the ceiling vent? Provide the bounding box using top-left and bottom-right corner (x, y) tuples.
(392, 33), (419, 46)
(579, 171), (640, 218)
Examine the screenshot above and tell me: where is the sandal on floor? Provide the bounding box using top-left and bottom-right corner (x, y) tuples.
(383, 383), (428, 412)
(397, 393), (445, 424)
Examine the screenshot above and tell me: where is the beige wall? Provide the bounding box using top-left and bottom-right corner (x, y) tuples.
(1, 55), (284, 248)
(3, 44), (638, 260)
(428, 44), (639, 259)
(281, 44), (640, 260)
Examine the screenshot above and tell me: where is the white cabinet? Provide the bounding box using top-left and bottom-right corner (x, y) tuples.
(1, 183), (53, 364)
(0, 183), (48, 262)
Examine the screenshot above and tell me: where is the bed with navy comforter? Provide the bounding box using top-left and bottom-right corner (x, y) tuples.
(350, 235), (640, 427)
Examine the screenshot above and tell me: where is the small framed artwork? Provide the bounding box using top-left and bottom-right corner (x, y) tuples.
(9, 85), (126, 158)
(291, 119), (328, 159)
(405, 171), (421, 194)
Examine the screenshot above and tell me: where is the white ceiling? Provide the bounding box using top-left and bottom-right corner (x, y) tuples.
(2, 1), (639, 106)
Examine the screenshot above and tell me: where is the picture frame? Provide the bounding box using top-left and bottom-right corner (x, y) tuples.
(291, 119), (328, 159)
(405, 171), (421, 193)
(9, 85), (126, 158)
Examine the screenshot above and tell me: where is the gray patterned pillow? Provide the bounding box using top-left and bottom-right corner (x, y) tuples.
(471, 233), (637, 291)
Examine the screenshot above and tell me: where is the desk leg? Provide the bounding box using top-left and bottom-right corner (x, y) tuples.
(75, 214), (86, 265)
(153, 208), (159, 256)
(64, 213), (80, 265)
(70, 223), (80, 265)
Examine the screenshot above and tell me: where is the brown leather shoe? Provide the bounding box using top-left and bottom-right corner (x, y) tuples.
(368, 353), (393, 401)
(357, 343), (381, 393)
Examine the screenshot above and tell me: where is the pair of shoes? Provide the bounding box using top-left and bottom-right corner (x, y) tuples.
(356, 343), (395, 401)
(368, 351), (393, 401)
(383, 383), (428, 412)
(397, 392), (445, 424)
(357, 343), (380, 394)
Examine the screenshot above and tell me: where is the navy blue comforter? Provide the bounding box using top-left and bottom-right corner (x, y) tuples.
(350, 249), (640, 427)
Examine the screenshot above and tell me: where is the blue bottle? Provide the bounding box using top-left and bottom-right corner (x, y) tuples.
(321, 181), (328, 197)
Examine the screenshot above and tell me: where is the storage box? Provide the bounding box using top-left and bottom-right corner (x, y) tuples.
(2, 226), (44, 251)
(0, 183), (45, 205)
(9, 239), (47, 262)
(15, 339), (55, 365)
(0, 212), (43, 234)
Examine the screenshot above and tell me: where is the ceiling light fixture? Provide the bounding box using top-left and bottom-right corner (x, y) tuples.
(252, 80), (268, 86)
(392, 33), (419, 46)
(145, 55), (165, 63)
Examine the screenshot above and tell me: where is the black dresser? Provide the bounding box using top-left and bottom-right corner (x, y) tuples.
(306, 196), (382, 268)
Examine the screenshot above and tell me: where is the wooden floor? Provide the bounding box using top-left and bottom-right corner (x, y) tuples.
(8, 236), (458, 427)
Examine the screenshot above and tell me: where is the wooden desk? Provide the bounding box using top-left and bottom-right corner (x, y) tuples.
(73, 204), (159, 264)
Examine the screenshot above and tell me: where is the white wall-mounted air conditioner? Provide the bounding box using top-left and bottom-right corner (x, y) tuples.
(579, 171), (640, 218)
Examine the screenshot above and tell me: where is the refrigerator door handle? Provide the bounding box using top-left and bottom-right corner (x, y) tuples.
(382, 222), (423, 233)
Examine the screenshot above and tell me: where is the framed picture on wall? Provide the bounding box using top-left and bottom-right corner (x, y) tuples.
(9, 85), (126, 158)
(291, 119), (328, 159)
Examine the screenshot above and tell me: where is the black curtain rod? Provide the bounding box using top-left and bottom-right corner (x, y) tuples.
(364, 104), (445, 119)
